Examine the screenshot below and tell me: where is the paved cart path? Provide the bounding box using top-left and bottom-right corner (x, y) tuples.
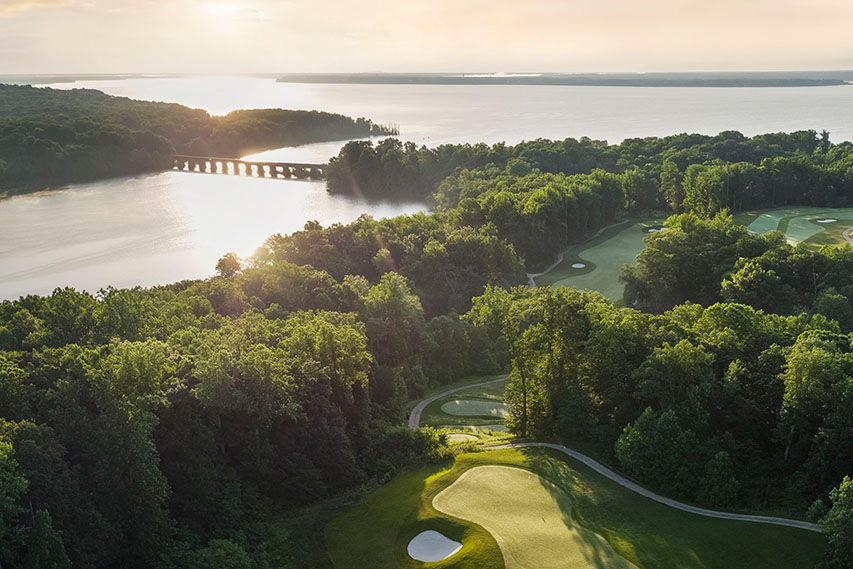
(409, 379), (821, 533)
(408, 376), (510, 429)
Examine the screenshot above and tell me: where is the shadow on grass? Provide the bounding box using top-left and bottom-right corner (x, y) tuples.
(515, 446), (824, 569)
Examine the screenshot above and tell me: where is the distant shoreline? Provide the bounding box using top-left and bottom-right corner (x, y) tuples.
(2, 72), (852, 88)
(276, 73), (850, 88)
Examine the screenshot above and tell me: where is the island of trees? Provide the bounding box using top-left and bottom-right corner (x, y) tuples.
(0, 84), (393, 195)
(0, 128), (851, 568)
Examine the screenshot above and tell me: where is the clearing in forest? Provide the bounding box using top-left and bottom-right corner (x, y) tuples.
(534, 220), (664, 302)
(325, 448), (825, 569)
(741, 206), (853, 246)
(419, 378), (510, 432)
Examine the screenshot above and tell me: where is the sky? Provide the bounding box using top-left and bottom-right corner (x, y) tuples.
(1, 0), (852, 74)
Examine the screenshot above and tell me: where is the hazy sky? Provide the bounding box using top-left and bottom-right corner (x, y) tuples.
(1, 0), (851, 74)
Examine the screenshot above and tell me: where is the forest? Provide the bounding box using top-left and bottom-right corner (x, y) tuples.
(1, 128), (852, 568)
(0, 84), (391, 194)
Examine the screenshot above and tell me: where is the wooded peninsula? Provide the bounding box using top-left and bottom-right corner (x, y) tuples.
(0, 84), (392, 194)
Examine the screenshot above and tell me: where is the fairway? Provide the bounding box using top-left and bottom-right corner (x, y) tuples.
(433, 465), (637, 569)
(745, 207), (853, 246)
(326, 448), (825, 569)
(535, 221), (662, 301)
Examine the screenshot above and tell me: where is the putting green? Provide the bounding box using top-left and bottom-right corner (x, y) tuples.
(433, 465), (637, 569)
(441, 399), (510, 418)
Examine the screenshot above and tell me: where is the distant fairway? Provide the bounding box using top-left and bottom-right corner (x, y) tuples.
(419, 377), (510, 431)
(434, 465), (637, 569)
(326, 448), (825, 569)
(535, 220), (663, 301)
(744, 206), (853, 246)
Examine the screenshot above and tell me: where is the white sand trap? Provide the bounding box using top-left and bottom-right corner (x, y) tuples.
(441, 399), (510, 418)
(407, 530), (462, 562)
(571, 263), (586, 269)
(816, 218), (837, 223)
(647, 227), (668, 233)
(448, 433), (478, 443)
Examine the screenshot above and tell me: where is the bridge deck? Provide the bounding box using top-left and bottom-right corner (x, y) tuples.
(172, 155), (327, 180)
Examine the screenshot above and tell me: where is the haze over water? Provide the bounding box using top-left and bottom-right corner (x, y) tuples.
(2, 76), (853, 300)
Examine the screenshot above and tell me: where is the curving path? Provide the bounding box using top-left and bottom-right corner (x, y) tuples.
(408, 380), (821, 533)
(526, 253), (564, 288)
(524, 220), (632, 289)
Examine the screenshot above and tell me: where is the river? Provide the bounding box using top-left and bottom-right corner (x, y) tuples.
(2, 76), (853, 299)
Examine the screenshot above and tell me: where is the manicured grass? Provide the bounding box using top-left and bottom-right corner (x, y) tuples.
(732, 210), (763, 227)
(420, 380), (509, 430)
(406, 374), (507, 416)
(745, 206), (853, 246)
(802, 219), (853, 248)
(434, 465), (637, 569)
(326, 448), (825, 569)
(535, 220), (663, 302)
(325, 459), (505, 569)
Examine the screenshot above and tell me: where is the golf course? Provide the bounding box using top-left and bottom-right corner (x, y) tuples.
(532, 220), (665, 302)
(411, 376), (511, 432)
(531, 207), (853, 304)
(326, 377), (826, 569)
(737, 206), (853, 247)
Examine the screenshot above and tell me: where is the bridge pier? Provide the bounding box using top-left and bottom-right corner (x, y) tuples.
(171, 155), (326, 180)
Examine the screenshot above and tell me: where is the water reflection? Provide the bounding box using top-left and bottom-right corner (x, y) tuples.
(0, 169), (426, 300)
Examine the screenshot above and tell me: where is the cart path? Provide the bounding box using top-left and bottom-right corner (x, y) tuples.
(407, 376), (509, 429)
(525, 220), (632, 288)
(408, 380), (821, 533)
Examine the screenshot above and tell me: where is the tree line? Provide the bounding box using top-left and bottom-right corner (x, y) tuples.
(325, 131), (853, 269)
(0, 84), (391, 194)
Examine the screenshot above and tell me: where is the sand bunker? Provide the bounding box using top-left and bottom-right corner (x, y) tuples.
(816, 218), (837, 223)
(441, 399), (510, 418)
(571, 263), (586, 269)
(407, 530), (462, 562)
(447, 433), (478, 443)
(647, 227), (668, 233)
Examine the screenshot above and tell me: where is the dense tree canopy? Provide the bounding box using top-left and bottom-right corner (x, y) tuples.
(0, 254), (506, 568)
(467, 285), (851, 512)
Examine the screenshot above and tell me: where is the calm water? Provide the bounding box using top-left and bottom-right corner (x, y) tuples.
(2, 77), (853, 299)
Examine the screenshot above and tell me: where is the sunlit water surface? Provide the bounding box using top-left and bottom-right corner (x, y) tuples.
(3, 76), (853, 299)
(0, 171), (424, 299)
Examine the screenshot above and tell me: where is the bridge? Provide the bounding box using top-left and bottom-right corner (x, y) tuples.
(172, 155), (326, 180)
